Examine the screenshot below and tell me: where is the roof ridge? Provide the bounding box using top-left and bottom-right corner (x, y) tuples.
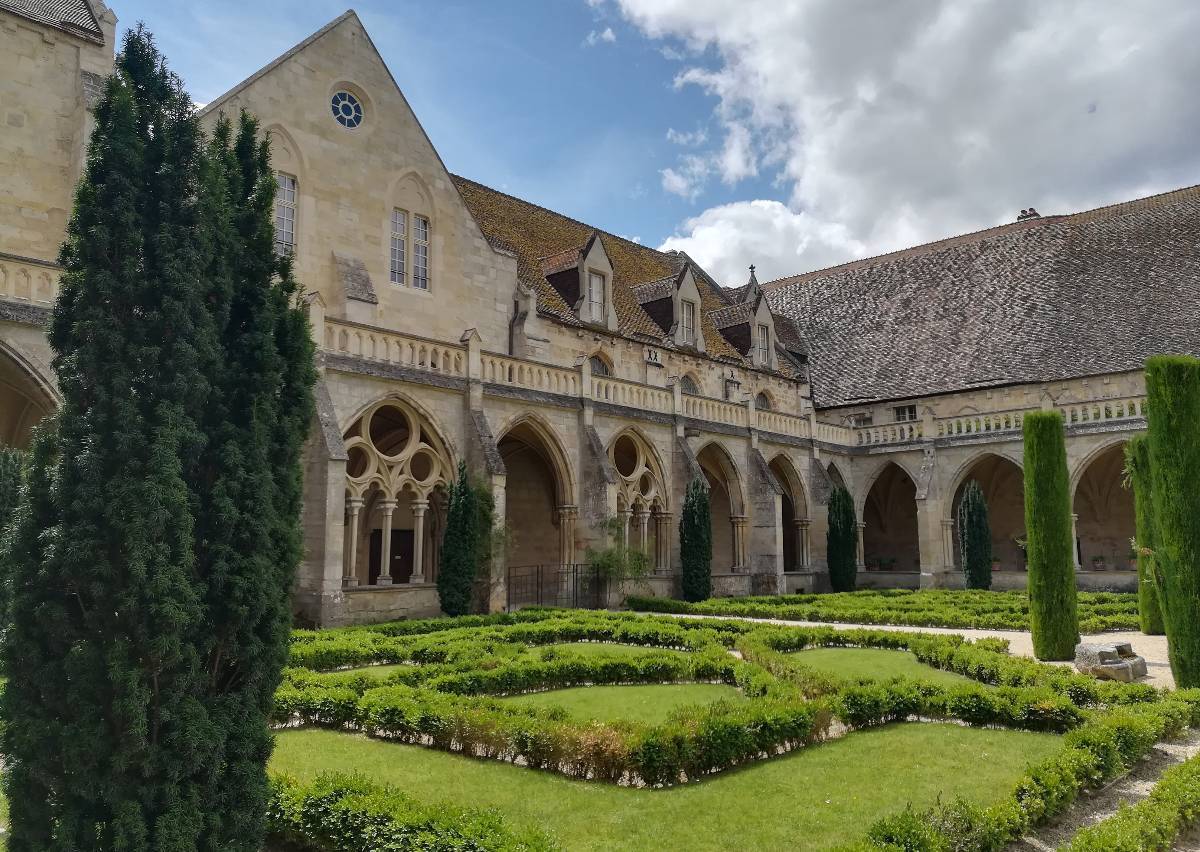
(764, 181), (1200, 290)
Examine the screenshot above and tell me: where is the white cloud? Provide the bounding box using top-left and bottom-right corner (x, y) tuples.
(666, 126), (707, 146)
(584, 27), (617, 47)
(608, 0), (1200, 279)
(660, 200), (864, 284)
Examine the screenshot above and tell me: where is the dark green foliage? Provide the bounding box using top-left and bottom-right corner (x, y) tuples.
(0, 445), (24, 533)
(267, 773), (556, 851)
(1145, 355), (1200, 687)
(827, 485), (858, 592)
(1, 28), (314, 851)
(1125, 436), (1164, 635)
(680, 478), (712, 602)
(439, 461), (481, 616)
(1023, 410), (1079, 660)
(957, 479), (992, 589)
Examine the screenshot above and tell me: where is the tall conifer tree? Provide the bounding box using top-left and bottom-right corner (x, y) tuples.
(827, 485), (858, 592)
(680, 478), (712, 602)
(958, 479), (993, 589)
(439, 462), (478, 616)
(1125, 436), (1164, 635)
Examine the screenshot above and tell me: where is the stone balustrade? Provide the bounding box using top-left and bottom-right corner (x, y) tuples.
(591, 375), (674, 414)
(680, 394), (748, 427)
(0, 253), (61, 306)
(482, 352), (580, 396)
(856, 421), (923, 446)
(754, 408), (810, 439)
(323, 318), (467, 377)
(936, 408), (1028, 438)
(1058, 396), (1146, 426)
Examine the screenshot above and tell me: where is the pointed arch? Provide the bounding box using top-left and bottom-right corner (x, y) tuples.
(696, 441), (747, 570)
(264, 123), (307, 181)
(770, 453), (811, 571)
(0, 339), (58, 449)
(608, 426), (669, 512)
(826, 460), (848, 492)
(947, 451), (1026, 572)
(496, 412), (576, 505)
(857, 457), (920, 516)
(1071, 439), (1134, 571)
(862, 462), (920, 572)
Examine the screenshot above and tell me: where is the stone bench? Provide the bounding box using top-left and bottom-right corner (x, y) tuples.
(1074, 642), (1148, 682)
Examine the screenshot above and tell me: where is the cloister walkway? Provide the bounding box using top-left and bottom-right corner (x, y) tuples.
(640, 610), (1176, 690)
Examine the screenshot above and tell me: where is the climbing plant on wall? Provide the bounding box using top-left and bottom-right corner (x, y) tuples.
(1145, 355), (1200, 686)
(680, 478), (712, 602)
(827, 485), (858, 592)
(1023, 410), (1080, 661)
(958, 479), (993, 589)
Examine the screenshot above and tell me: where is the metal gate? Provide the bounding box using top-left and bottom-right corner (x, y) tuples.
(506, 563), (603, 610)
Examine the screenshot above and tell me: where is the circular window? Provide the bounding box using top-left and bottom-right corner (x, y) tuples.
(330, 91), (363, 128)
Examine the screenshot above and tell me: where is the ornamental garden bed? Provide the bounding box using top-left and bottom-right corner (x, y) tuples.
(264, 609), (1200, 850)
(628, 588), (1141, 633)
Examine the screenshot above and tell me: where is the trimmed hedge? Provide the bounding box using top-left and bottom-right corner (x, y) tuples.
(627, 589), (1139, 633)
(1023, 410), (1080, 660)
(266, 773), (556, 851)
(1060, 748), (1200, 851)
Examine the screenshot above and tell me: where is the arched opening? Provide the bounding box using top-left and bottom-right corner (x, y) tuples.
(680, 374), (700, 396)
(950, 454), (1025, 571)
(499, 418), (573, 568)
(609, 429), (670, 571)
(754, 391), (772, 411)
(1073, 441), (1135, 571)
(769, 454), (810, 570)
(0, 345), (55, 449)
(588, 354), (611, 377)
(862, 463), (920, 572)
(342, 398), (453, 587)
(696, 443), (745, 571)
(826, 462), (848, 492)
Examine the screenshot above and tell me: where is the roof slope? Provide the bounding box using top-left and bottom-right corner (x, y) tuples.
(0, 0), (101, 41)
(765, 185), (1200, 408)
(452, 175), (742, 360)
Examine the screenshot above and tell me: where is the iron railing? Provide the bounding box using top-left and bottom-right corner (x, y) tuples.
(506, 563), (603, 611)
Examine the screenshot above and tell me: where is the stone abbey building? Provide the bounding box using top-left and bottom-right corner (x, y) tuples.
(4, 2), (1198, 625)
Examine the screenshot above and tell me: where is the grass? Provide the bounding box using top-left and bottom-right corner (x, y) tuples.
(791, 647), (978, 687)
(500, 683), (744, 725)
(539, 642), (689, 657)
(337, 663), (415, 679)
(271, 725), (1062, 851)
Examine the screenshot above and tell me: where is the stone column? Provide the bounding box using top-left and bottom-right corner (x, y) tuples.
(620, 507), (632, 547)
(344, 497), (363, 587)
(855, 521), (866, 570)
(558, 505), (578, 565)
(941, 518), (956, 570)
(794, 518), (811, 569)
(411, 498), (429, 583)
(655, 513), (672, 572)
(731, 515), (748, 570)
(1071, 512), (1081, 571)
(377, 499), (397, 585)
(636, 508), (650, 554)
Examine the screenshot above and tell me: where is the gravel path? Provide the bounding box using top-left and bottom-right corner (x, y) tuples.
(645, 611), (1175, 689)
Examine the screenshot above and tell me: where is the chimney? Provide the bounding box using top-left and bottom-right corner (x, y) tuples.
(1016, 208), (1041, 222)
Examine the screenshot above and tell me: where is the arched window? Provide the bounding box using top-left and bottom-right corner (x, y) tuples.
(755, 391), (771, 411)
(589, 355), (610, 377)
(680, 374), (700, 396)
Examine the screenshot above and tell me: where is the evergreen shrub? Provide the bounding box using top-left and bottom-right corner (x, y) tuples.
(1023, 410), (1080, 660)
(680, 478), (712, 602)
(827, 485), (858, 592)
(1125, 436), (1165, 634)
(957, 479), (992, 589)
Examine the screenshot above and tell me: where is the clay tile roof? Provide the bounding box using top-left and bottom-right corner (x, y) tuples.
(452, 174), (743, 359)
(708, 302), (753, 330)
(539, 245), (585, 277)
(764, 184), (1200, 408)
(631, 275), (676, 304)
(0, 0), (102, 41)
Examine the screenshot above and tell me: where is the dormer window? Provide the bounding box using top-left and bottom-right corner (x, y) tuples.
(894, 404), (917, 423)
(588, 272), (606, 323)
(680, 374), (700, 396)
(755, 323), (770, 365)
(681, 300), (697, 345)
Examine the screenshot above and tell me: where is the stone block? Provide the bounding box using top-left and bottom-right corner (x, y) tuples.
(1074, 642), (1148, 682)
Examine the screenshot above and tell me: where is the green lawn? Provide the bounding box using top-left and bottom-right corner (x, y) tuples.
(791, 647), (978, 687)
(538, 642), (689, 657)
(500, 683), (744, 725)
(271, 725), (1060, 851)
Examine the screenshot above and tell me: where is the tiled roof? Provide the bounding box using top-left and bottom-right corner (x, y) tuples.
(765, 185), (1200, 408)
(631, 275), (676, 304)
(452, 175), (744, 360)
(709, 303), (753, 330)
(0, 0), (102, 41)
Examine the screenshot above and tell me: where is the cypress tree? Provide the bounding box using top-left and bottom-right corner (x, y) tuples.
(1124, 436), (1164, 635)
(189, 110), (315, 850)
(1145, 355), (1200, 686)
(827, 485), (857, 592)
(3, 27), (215, 850)
(0, 445), (23, 533)
(957, 479), (993, 589)
(680, 478), (712, 602)
(1023, 410), (1079, 660)
(439, 461), (477, 616)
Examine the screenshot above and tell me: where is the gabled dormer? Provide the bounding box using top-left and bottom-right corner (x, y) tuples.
(709, 266), (777, 369)
(632, 262), (707, 354)
(538, 231), (617, 331)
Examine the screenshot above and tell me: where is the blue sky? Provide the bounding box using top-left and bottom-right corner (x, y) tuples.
(108, 1), (1200, 286)
(113, 1), (768, 258)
